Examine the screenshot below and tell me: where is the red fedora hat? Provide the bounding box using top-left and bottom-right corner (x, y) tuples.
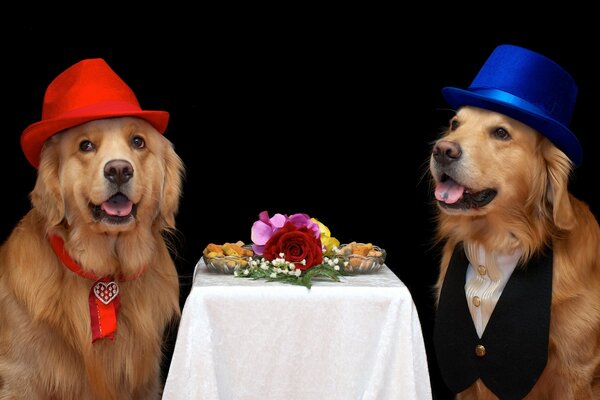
(21, 58), (169, 168)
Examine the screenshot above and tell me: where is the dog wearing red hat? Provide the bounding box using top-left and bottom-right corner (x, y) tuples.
(431, 45), (600, 399)
(0, 59), (184, 399)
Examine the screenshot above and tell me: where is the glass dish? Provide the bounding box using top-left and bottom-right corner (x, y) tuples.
(202, 243), (253, 274)
(336, 243), (387, 274)
(203, 254), (252, 274)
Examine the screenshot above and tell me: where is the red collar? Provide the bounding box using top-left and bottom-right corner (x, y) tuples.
(49, 234), (145, 281)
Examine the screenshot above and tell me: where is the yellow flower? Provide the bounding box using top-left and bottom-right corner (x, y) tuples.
(311, 218), (340, 255)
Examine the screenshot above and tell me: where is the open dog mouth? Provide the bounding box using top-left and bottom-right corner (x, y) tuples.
(435, 174), (497, 210)
(90, 193), (137, 224)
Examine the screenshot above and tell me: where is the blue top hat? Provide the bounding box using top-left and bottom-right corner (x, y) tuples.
(442, 44), (582, 166)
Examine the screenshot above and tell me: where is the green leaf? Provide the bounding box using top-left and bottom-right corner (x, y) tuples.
(234, 261), (344, 289)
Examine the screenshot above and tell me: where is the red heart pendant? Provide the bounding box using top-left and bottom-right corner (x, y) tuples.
(93, 281), (119, 305)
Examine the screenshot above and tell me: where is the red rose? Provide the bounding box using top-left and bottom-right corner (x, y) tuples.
(263, 222), (323, 270)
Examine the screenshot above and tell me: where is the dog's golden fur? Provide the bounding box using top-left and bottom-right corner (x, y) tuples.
(0, 117), (184, 399)
(431, 107), (600, 399)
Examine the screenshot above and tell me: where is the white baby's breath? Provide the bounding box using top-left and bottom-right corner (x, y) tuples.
(235, 253), (345, 288)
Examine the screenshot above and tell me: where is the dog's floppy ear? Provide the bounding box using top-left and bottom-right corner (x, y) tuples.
(30, 140), (65, 227)
(542, 140), (575, 231)
(160, 141), (185, 230)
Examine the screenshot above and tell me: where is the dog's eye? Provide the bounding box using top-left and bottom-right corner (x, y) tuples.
(132, 136), (145, 149)
(450, 119), (459, 130)
(492, 127), (511, 140)
(79, 140), (95, 152)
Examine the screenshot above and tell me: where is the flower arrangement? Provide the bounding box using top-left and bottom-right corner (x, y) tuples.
(234, 211), (345, 288)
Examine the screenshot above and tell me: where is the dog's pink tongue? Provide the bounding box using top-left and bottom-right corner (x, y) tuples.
(435, 180), (465, 204)
(101, 194), (133, 216)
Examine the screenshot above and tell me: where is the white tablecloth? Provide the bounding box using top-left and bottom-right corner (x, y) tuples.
(163, 260), (432, 400)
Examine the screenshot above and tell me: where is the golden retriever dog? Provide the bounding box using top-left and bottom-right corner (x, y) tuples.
(430, 106), (600, 399)
(0, 117), (184, 399)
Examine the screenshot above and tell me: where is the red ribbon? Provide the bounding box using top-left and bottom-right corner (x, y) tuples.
(49, 235), (133, 343)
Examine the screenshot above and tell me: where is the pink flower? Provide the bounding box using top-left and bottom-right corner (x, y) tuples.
(250, 211), (320, 255)
(251, 211), (287, 255)
(287, 213), (321, 239)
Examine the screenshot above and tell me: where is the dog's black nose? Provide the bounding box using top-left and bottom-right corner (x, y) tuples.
(433, 140), (462, 166)
(104, 159), (134, 185)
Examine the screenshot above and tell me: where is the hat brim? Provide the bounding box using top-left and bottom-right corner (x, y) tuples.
(442, 87), (582, 166)
(21, 110), (169, 168)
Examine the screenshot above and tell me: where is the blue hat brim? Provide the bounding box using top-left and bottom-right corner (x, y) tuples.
(442, 87), (582, 166)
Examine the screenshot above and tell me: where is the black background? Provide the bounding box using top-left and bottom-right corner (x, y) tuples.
(2, 16), (598, 399)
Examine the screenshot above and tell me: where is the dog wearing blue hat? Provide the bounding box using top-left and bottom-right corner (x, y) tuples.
(430, 45), (600, 399)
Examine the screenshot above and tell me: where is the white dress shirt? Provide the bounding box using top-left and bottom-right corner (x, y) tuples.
(464, 242), (523, 338)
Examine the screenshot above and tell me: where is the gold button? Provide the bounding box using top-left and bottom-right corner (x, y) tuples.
(472, 296), (481, 307)
(477, 265), (487, 276)
(475, 344), (486, 357)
